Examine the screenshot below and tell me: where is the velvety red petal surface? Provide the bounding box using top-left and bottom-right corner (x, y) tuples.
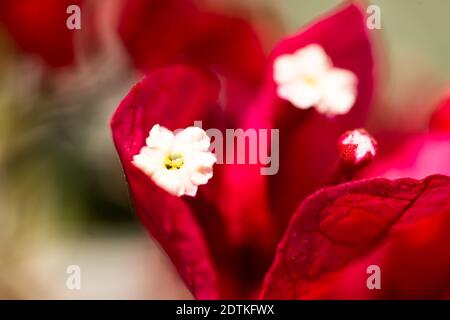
(111, 65), (222, 299)
(0, 0), (82, 68)
(117, 0), (267, 121)
(257, 2), (375, 233)
(261, 175), (450, 299)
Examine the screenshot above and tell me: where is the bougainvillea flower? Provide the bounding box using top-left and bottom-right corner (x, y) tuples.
(0, 0), (84, 68)
(112, 65), (222, 298)
(117, 0), (268, 120)
(111, 2), (384, 299)
(132, 124), (216, 197)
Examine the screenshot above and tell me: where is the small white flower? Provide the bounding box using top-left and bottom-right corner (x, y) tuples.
(133, 124), (216, 197)
(274, 44), (358, 115)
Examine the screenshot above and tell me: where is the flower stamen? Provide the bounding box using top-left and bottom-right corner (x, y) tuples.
(164, 153), (184, 170)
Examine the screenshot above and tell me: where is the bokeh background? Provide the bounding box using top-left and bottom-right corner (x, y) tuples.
(0, 0), (449, 299)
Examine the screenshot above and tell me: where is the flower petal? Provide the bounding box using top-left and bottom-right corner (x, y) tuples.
(273, 44), (331, 84)
(261, 175), (450, 299)
(132, 146), (166, 176)
(146, 124), (175, 151)
(318, 68), (358, 115)
(277, 82), (322, 109)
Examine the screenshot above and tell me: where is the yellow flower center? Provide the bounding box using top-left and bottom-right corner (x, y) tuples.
(304, 74), (318, 86)
(164, 153), (184, 170)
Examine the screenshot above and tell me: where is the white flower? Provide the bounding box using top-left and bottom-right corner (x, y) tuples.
(273, 44), (358, 115)
(133, 124), (216, 197)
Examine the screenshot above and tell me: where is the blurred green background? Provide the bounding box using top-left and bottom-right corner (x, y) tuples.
(0, 0), (448, 299)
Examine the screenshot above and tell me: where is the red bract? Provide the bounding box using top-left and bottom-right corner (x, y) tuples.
(117, 0), (267, 120)
(261, 174), (450, 299)
(112, 65), (222, 299)
(110, 3), (450, 300)
(430, 90), (450, 132)
(0, 0), (83, 68)
(118, 0), (266, 81)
